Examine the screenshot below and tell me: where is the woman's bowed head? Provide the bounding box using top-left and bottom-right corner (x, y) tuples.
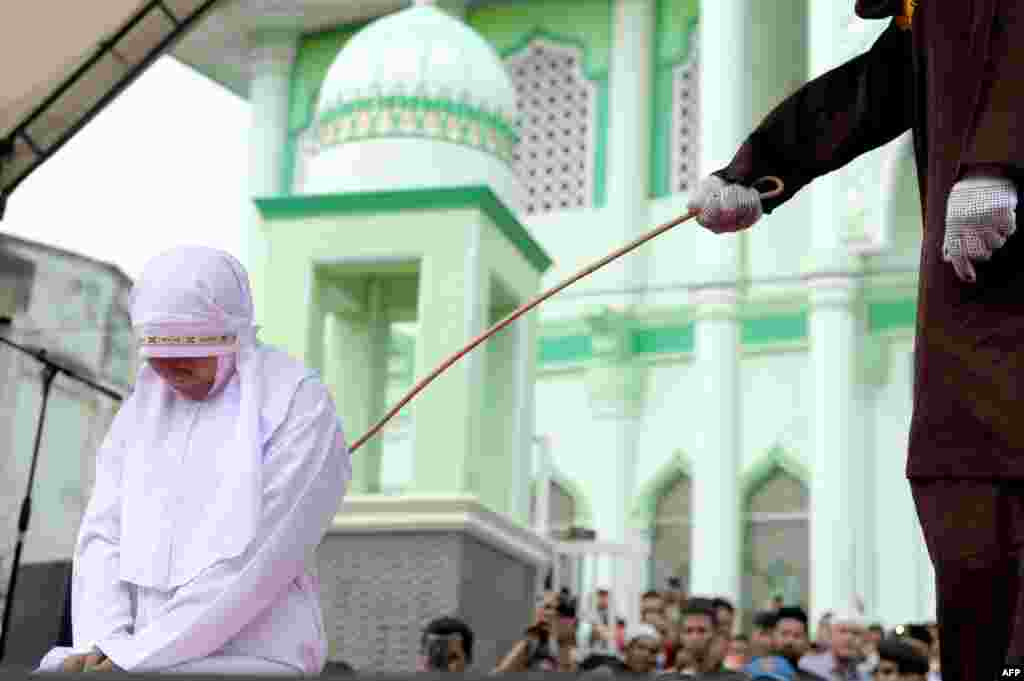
(147, 356), (219, 400)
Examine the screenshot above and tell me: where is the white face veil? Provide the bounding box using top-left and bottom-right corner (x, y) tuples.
(117, 246), (266, 590)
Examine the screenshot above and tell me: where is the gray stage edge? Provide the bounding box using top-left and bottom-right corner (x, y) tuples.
(316, 495), (553, 673)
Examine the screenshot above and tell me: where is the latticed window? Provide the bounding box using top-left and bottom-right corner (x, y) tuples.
(671, 38), (700, 194)
(742, 470), (810, 626)
(507, 39), (597, 215)
(652, 474), (691, 595)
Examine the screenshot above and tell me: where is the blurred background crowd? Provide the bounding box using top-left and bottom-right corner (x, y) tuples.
(324, 582), (939, 680)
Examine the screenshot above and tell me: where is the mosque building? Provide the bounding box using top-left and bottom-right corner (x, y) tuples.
(168, 0), (930, 669)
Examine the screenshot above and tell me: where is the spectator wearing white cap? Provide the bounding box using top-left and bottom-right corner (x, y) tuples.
(583, 623), (662, 676)
(624, 623), (664, 674)
(799, 608), (869, 681)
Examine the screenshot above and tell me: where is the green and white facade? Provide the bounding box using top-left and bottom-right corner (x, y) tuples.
(175, 0), (934, 638)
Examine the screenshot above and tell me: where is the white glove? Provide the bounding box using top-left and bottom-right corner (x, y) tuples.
(943, 173), (1017, 283)
(687, 175), (764, 233)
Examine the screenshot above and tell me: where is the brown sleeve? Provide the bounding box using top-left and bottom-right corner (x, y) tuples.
(714, 19), (914, 214)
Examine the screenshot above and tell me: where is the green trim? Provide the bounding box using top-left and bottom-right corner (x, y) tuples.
(739, 445), (810, 508)
(529, 468), (595, 526)
(593, 77), (610, 208)
(311, 97), (517, 164)
(868, 299), (916, 333)
(540, 334), (592, 363)
(631, 325), (694, 355)
(290, 22), (368, 134)
(739, 445), (810, 611)
(496, 28), (605, 80)
(630, 450), (692, 528)
(741, 313), (807, 345)
(469, 0), (614, 80)
(651, 0), (699, 198)
(655, 0), (700, 68)
(254, 185), (553, 274)
(651, 66), (675, 199)
(284, 21), (371, 196)
(534, 301), (918, 368)
(282, 132), (298, 196)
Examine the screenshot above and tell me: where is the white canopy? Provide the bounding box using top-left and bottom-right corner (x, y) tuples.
(0, 0), (458, 217)
(0, 0), (220, 215)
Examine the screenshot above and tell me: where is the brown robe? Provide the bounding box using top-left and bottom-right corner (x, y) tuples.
(711, 2), (1024, 679)
(715, 0), (1024, 481)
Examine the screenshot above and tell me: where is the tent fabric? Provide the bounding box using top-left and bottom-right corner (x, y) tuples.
(0, 1), (219, 210)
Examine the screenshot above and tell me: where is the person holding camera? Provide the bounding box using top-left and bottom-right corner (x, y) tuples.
(418, 616), (474, 672)
(493, 591), (577, 672)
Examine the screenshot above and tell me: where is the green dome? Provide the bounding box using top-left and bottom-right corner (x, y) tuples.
(311, 4), (519, 163)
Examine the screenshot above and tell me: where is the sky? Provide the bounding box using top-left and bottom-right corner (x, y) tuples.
(2, 56), (250, 280)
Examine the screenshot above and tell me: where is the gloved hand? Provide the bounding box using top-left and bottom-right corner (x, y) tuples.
(943, 173), (1017, 283)
(687, 175), (764, 233)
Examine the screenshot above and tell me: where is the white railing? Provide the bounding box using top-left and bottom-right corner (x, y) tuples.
(532, 435), (652, 629)
(552, 539), (650, 631)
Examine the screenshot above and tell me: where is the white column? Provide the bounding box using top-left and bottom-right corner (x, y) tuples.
(364, 278), (389, 493)
(607, 0), (654, 291)
(535, 436), (552, 536)
(808, 277), (858, 623)
(246, 32), (296, 326)
(510, 321), (535, 526)
(695, 0), (751, 283)
(805, 1), (854, 271)
(690, 288), (741, 602)
(689, 0), (748, 604)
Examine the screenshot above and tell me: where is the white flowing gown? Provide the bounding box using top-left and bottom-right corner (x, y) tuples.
(36, 373), (351, 674)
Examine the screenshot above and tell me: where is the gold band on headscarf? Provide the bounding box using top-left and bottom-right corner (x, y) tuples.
(140, 334), (237, 346)
(895, 0), (917, 30)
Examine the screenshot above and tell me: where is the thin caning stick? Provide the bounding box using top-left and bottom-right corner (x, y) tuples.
(348, 176), (785, 454)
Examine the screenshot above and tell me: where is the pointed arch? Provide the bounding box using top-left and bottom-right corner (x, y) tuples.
(629, 450), (693, 529)
(740, 444), (809, 506)
(530, 466), (594, 527)
(740, 445), (811, 620)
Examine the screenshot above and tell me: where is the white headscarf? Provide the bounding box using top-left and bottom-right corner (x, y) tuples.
(116, 246), (269, 590)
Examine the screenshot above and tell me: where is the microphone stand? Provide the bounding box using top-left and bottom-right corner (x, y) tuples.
(0, 321), (124, 663)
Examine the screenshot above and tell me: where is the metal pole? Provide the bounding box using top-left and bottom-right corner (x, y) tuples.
(0, 361), (57, 662)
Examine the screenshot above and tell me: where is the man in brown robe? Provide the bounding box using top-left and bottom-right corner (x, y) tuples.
(687, 2), (1024, 680)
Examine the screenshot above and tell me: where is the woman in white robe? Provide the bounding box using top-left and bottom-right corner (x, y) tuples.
(36, 246), (351, 674)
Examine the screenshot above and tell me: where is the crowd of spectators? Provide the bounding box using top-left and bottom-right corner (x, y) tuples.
(380, 585), (941, 680)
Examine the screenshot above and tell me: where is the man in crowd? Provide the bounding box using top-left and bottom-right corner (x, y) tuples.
(873, 638), (929, 681)
(859, 624), (885, 676)
(642, 590), (675, 669)
(418, 616), (474, 672)
(712, 597), (737, 639)
(582, 588), (618, 657)
(812, 613), (833, 653)
(799, 609), (868, 681)
(751, 611), (779, 658)
(665, 578), (685, 625)
(676, 599), (719, 675)
(672, 598), (746, 678)
(582, 624), (662, 676)
(893, 625), (931, 662)
(772, 606), (826, 681)
(494, 590), (576, 672)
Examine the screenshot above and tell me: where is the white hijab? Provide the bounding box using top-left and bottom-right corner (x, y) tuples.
(116, 246), (266, 590)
